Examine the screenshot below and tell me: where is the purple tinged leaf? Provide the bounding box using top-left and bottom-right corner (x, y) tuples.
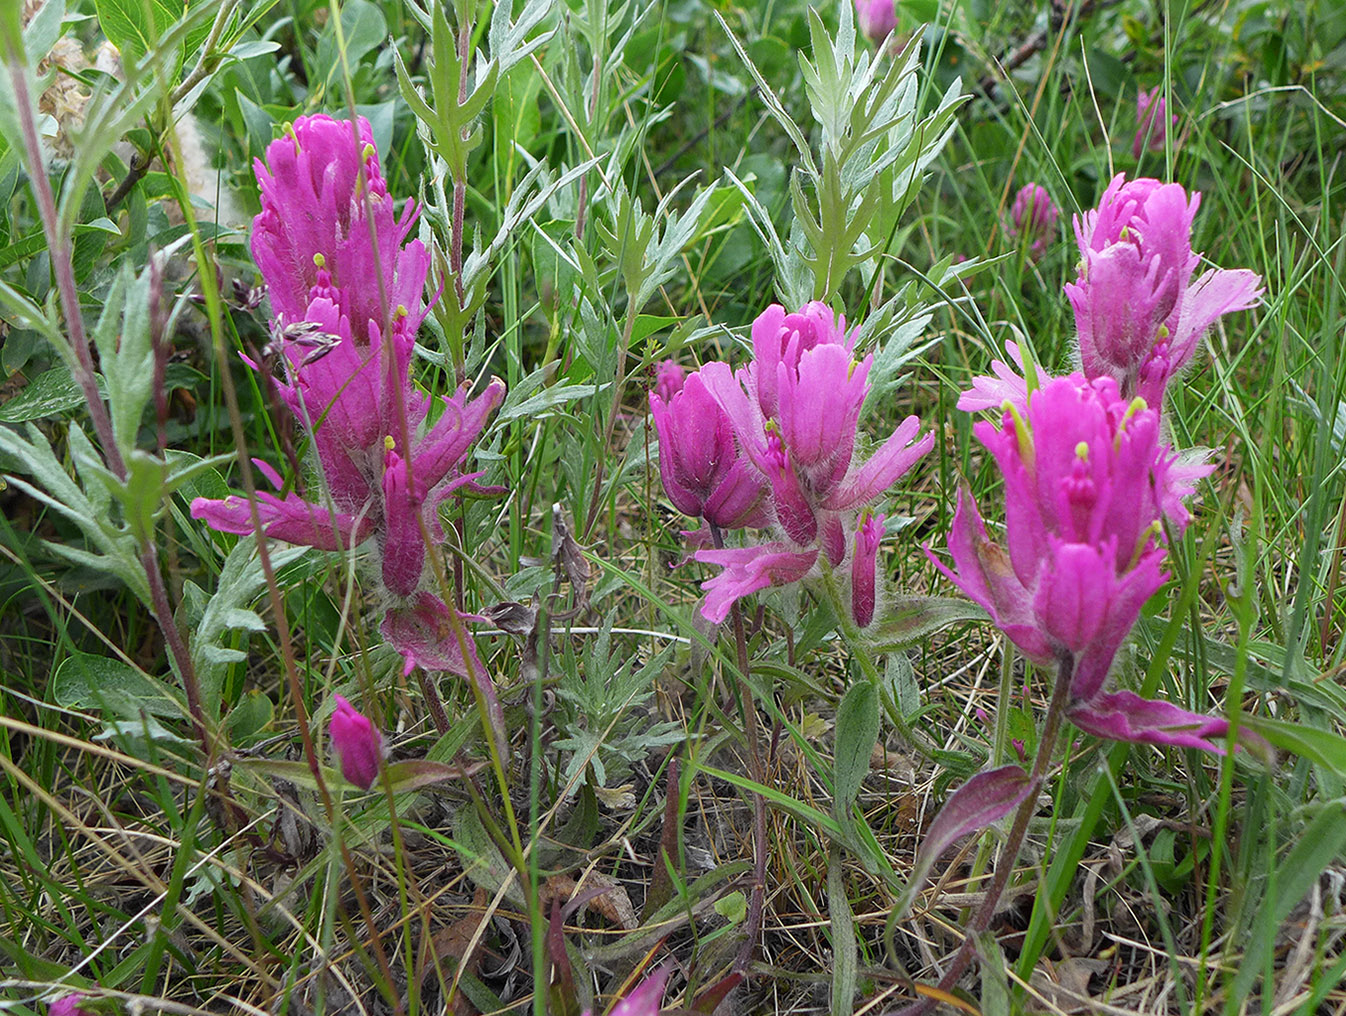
(900, 765), (1035, 918)
(190, 492), (375, 552)
(1068, 690), (1269, 756)
(381, 593), (508, 761)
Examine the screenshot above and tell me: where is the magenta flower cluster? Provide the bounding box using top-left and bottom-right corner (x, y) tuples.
(1066, 174), (1263, 406)
(936, 172), (1264, 753)
(192, 116), (504, 606)
(191, 115), (508, 763)
(651, 302), (932, 628)
(934, 374), (1241, 750)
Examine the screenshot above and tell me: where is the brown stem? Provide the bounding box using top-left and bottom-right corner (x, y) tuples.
(419, 667), (451, 735)
(105, 151), (152, 214)
(904, 654), (1076, 1014)
(5, 51), (124, 479)
(708, 524), (769, 976)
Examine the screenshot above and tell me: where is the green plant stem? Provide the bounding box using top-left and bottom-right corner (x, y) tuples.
(582, 305), (639, 540)
(3, 51), (123, 479)
(908, 653), (1074, 1013)
(820, 566), (932, 759)
(169, 0), (238, 105)
(1195, 552), (1256, 1009)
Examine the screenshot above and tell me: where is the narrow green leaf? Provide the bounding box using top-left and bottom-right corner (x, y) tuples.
(834, 680), (880, 818)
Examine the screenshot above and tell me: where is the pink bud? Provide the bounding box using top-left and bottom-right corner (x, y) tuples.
(854, 0), (898, 45)
(1132, 87), (1177, 159)
(1066, 173), (1261, 402)
(653, 360), (686, 403)
(649, 371), (769, 529)
(329, 695), (384, 790)
(850, 513), (884, 628)
(611, 963), (673, 1016)
(48, 996), (89, 1016)
(1006, 183), (1058, 260)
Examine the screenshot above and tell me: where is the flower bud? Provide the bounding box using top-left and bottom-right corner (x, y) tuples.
(1007, 183), (1058, 260)
(850, 513), (884, 628)
(329, 695), (384, 790)
(1132, 87), (1177, 159)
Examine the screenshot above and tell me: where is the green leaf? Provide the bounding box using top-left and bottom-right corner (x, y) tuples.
(192, 536), (307, 718)
(315, 0), (387, 84)
(834, 680), (879, 818)
(712, 889), (747, 924)
(828, 843), (858, 1016)
(864, 595), (988, 652)
(1230, 801), (1346, 1001)
(1240, 714), (1346, 781)
(498, 383), (602, 421)
(95, 0), (181, 61)
(0, 368), (104, 423)
(224, 690), (273, 743)
(52, 652), (183, 719)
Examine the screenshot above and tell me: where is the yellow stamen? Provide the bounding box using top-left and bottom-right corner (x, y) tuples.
(1003, 399), (1035, 473)
(1128, 520), (1163, 570)
(384, 435), (396, 452)
(313, 252), (325, 269)
(1075, 441), (1089, 461)
(362, 143), (376, 162)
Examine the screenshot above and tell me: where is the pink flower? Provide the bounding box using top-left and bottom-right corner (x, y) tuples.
(1006, 184), (1058, 260)
(956, 341), (1032, 413)
(653, 359), (685, 403)
(252, 115), (429, 347)
(694, 543), (819, 624)
(582, 964), (672, 1016)
(686, 302), (932, 622)
(1066, 174), (1262, 404)
(649, 371), (770, 530)
(1132, 87), (1177, 159)
(191, 114), (507, 633)
(48, 996), (90, 1016)
(931, 375), (1253, 753)
(329, 694), (384, 789)
(855, 0), (897, 46)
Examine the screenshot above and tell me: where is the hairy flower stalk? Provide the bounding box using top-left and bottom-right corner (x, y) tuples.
(191, 115), (507, 739)
(1066, 174), (1263, 405)
(902, 373), (1266, 1012)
